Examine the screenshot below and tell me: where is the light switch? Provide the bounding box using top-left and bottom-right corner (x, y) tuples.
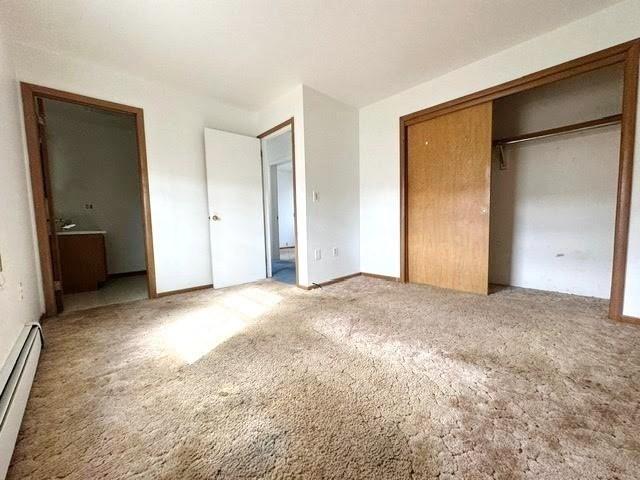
(313, 191), (319, 203)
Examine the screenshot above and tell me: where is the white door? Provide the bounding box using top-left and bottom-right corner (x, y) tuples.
(204, 128), (266, 288)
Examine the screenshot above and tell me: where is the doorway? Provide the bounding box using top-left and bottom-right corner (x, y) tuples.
(202, 119), (298, 289)
(259, 119), (298, 285)
(21, 84), (156, 316)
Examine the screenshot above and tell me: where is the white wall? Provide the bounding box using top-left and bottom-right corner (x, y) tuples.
(359, 0), (640, 314)
(12, 42), (257, 294)
(0, 25), (42, 367)
(492, 64), (623, 139)
(265, 130), (293, 165)
(303, 86), (360, 284)
(490, 127), (620, 298)
(45, 100), (146, 275)
(9, 44), (359, 292)
(277, 163), (295, 248)
(269, 164), (280, 262)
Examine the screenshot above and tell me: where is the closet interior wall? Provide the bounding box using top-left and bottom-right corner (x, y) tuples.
(490, 64), (624, 299)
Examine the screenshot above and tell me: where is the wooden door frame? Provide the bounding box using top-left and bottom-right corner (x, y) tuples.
(258, 118), (300, 288)
(399, 39), (640, 322)
(21, 83), (157, 317)
(35, 97), (64, 312)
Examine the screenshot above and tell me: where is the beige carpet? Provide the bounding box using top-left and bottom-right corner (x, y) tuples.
(8, 277), (640, 479)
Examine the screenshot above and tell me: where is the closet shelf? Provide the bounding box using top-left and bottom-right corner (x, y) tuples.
(493, 113), (622, 146)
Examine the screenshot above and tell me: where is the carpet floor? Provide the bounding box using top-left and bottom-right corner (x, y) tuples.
(8, 277), (640, 479)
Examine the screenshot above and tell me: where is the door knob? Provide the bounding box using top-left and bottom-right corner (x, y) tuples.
(210, 215), (221, 221)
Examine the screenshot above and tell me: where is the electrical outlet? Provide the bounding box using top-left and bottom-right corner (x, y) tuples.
(332, 247), (338, 257)
(314, 249), (321, 261)
(18, 281), (24, 301)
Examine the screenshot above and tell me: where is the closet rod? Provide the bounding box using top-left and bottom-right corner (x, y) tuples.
(493, 114), (622, 146)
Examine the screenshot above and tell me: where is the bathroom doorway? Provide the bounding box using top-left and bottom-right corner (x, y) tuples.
(22, 84), (156, 316)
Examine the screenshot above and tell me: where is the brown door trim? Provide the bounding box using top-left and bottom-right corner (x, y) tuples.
(610, 41), (639, 320)
(21, 83), (158, 317)
(257, 118), (301, 288)
(399, 39), (640, 322)
(257, 118), (294, 139)
(34, 98), (64, 312)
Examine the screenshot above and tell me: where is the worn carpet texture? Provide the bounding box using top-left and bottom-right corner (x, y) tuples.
(8, 277), (640, 479)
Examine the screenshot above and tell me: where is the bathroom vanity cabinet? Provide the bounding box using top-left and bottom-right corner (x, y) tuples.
(57, 231), (107, 293)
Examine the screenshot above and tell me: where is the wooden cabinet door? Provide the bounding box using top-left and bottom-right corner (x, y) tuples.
(58, 234), (107, 293)
(406, 102), (492, 294)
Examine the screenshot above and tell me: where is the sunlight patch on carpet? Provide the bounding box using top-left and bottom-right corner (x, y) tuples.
(155, 288), (282, 363)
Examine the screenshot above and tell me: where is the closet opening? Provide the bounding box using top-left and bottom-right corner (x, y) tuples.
(399, 39), (639, 322)
(489, 63), (624, 303)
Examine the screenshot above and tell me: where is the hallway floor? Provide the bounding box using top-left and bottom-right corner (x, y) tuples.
(272, 247), (295, 285)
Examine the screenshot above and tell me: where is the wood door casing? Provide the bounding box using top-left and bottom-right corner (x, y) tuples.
(406, 101), (492, 294)
(36, 98), (65, 312)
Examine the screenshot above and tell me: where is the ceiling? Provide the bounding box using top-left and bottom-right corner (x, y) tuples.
(1, 0), (622, 109)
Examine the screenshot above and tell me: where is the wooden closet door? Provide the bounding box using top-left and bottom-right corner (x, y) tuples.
(407, 102), (492, 294)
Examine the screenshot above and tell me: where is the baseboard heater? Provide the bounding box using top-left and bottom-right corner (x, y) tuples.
(0, 324), (43, 480)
